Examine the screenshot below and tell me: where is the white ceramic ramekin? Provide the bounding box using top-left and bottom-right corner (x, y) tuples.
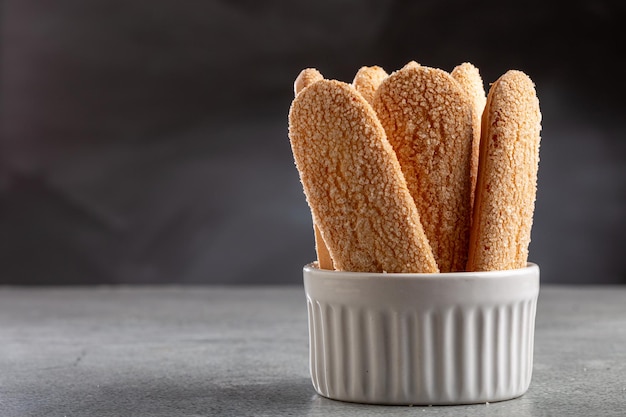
(303, 263), (539, 405)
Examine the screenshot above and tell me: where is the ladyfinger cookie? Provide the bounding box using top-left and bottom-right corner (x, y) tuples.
(293, 68), (333, 270)
(373, 66), (474, 272)
(451, 63), (487, 215)
(352, 66), (388, 105)
(289, 79), (438, 273)
(466, 70), (541, 271)
(402, 60), (420, 70)
(294, 68), (324, 96)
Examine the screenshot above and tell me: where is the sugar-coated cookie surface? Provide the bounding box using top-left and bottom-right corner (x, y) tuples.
(467, 70), (541, 271)
(451, 62), (486, 214)
(289, 80), (438, 273)
(352, 66), (388, 105)
(293, 68), (333, 270)
(294, 68), (324, 97)
(373, 66), (474, 272)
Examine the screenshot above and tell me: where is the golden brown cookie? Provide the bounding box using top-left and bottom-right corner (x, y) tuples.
(451, 62), (486, 215)
(294, 68), (324, 96)
(293, 68), (333, 270)
(352, 66), (388, 105)
(466, 70), (541, 271)
(289, 79), (438, 273)
(402, 60), (420, 70)
(373, 65), (474, 272)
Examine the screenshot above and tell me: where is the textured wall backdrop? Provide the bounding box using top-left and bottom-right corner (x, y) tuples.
(1, 0), (624, 284)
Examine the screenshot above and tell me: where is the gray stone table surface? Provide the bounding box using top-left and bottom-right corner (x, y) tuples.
(1, 285), (625, 417)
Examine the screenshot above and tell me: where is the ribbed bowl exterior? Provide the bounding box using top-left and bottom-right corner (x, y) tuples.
(304, 263), (539, 405)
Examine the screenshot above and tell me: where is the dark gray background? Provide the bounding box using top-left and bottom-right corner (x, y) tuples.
(1, 0), (624, 285)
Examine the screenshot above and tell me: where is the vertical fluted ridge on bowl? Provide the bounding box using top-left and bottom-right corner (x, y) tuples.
(306, 296), (538, 405)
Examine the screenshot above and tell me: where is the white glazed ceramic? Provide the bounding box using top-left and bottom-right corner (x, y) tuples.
(303, 263), (539, 405)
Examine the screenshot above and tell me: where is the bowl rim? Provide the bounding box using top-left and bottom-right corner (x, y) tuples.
(304, 262), (539, 281)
